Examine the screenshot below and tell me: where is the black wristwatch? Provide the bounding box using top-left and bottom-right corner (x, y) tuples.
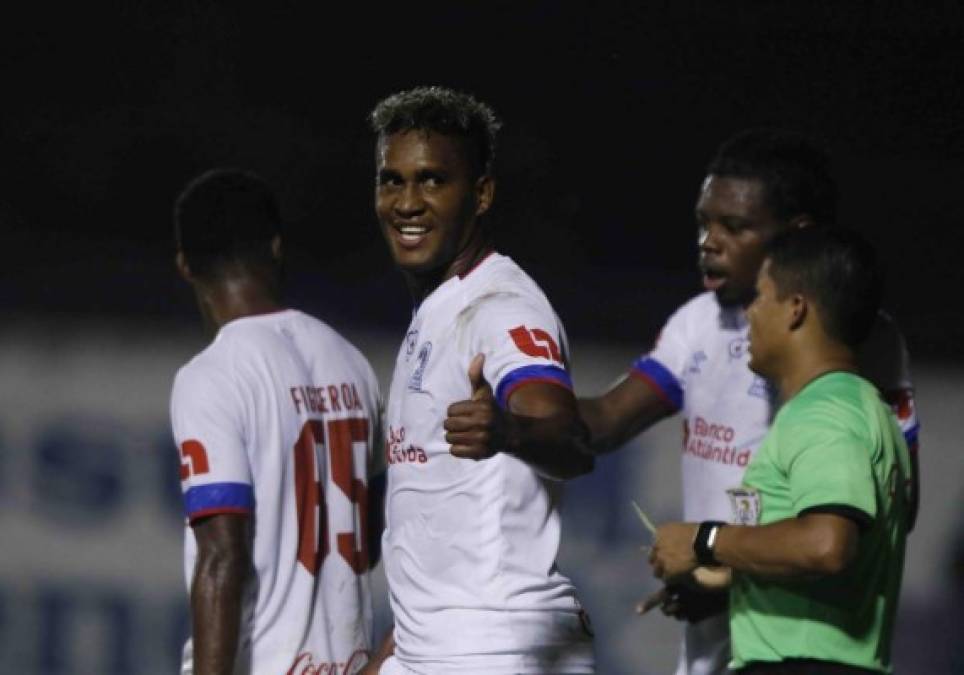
(693, 521), (726, 566)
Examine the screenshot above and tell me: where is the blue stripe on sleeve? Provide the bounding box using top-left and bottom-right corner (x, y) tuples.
(903, 422), (920, 447)
(495, 364), (573, 409)
(183, 482), (255, 519)
(631, 356), (684, 411)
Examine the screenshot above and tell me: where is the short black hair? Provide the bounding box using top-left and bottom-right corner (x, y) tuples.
(174, 168), (281, 279)
(708, 128), (838, 226)
(370, 86), (502, 176)
(766, 226), (882, 347)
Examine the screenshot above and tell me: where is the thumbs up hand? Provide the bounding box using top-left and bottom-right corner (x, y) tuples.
(445, 354), (505, 460)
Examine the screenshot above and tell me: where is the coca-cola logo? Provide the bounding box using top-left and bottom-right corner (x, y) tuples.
(286, 649), (370, 675)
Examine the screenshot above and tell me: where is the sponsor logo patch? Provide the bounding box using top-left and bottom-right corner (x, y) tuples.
(727, 487), (761, 525)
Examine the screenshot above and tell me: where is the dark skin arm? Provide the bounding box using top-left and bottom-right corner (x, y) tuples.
(359, 629), (395, 675)
(578, 375), (675, 454)
(445, 354), (594, 480)
(650, 513), (859, 582)
(190, 514), (251, 675)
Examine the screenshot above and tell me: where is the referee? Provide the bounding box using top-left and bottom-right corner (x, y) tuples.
(649, 226), (912, 674)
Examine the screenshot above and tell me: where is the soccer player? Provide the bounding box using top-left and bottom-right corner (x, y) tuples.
(649, 226), (912, 674)
(170, 169), (383, 674)
(577, 129), (920, 674)
(369, 86), (596, 674)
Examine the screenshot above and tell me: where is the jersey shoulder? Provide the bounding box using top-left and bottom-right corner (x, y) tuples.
(290, 311), (381, 390)
(469, 253), (542, 292)
(457, 258), (565, 349)
(784, 374), (875, 430)
(170, 338), (244, 415)
(173, 330), (241, 388)
(464, 253), (554, 312)
(657, 291), (729, 344)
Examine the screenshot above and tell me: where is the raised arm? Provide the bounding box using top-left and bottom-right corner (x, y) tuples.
(446, 354), (594, 480)
(579, 375), (676, 454)
(190, 514), (251, 675)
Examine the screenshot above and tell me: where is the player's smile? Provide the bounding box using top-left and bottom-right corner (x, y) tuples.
(389, 222), (433, 249)
(375, 130), (493, 282)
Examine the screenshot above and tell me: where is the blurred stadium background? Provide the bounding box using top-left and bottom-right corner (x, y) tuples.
(1, 3), (962, 673)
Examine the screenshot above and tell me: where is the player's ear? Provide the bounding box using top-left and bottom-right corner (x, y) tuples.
(270, 234), (283, 262)
(474, 174), (495, 217)
(788, 293), (807, 331)
(175, 251), (193, 282)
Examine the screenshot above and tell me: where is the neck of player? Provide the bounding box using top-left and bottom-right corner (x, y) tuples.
(405, 228), (492, 304)
(196, 274), (284, 331)
(777, 338), (857, 401)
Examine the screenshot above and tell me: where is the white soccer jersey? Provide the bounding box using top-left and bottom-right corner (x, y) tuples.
(382, 252), (594, 674)
(170, 309), (382, 675)
(632, 292), (919, 675)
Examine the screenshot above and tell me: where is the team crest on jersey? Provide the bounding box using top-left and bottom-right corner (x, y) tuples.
(728, 337), (750, 361)
(686, 350), (708, 375)
(408, 342), (432, 391)
(727, 487), (761, 525)
(404, 330), (419, 360)
(747, 375), (772, 400)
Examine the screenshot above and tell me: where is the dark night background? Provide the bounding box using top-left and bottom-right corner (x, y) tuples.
(2, 2), (962, 355)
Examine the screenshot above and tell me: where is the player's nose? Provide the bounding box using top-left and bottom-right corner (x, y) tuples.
(699, 222), (724, 253)
(394, 183), (426, 217)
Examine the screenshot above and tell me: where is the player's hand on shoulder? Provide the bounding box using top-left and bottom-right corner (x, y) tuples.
(445, 354), (506, 460)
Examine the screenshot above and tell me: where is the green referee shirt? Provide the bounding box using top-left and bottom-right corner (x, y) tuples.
(729, 372), (912, 673)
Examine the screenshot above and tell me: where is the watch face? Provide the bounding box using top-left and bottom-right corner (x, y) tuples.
(707, 524), (721, 549)
(695, 521), (724, 565)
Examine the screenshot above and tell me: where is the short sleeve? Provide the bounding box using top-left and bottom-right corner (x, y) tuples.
(467, 293), (573, 409)
(628, 305), (690, 411)
(780, 418), (877, 523)
(170, 363), (254, 523)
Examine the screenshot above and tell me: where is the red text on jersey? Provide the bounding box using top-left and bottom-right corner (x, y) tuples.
(287, 649), (370, 675)
(385, 425), (428, 465)
(290, 382), (364, 415)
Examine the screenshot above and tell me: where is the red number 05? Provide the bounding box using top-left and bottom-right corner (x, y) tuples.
(293, 417), (370, 575)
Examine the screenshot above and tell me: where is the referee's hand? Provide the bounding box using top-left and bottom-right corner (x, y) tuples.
(649, 522), (699, 581)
